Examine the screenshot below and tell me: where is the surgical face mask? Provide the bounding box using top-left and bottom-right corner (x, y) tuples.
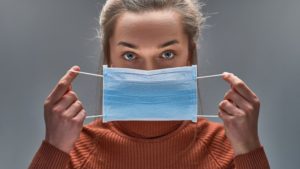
(71, 65), (223, 123)
(102, 65), (198, 122)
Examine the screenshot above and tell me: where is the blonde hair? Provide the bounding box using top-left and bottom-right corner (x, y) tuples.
(98, 0), (206, 65)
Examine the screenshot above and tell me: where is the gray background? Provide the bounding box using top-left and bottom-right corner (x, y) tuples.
(0, 0), (299, 168)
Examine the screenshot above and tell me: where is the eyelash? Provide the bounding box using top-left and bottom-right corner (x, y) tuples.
(122, 52), (136, 62)
(121, 50), (176, 61)
(160, 50), (176, 60)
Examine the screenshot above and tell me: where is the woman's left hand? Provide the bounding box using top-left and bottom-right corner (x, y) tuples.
(219, 72), (261, 156)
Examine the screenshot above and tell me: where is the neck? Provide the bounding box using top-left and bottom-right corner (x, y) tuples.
(111, 121), (186, 139)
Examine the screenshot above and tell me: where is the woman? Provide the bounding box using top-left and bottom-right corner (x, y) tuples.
(29, 0), (270, 168)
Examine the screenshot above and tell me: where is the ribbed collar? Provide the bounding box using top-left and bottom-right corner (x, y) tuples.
(108, 121), (189, 139)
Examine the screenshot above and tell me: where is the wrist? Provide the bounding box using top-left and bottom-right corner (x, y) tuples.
(45, 137), (73, 154)
(233, 138), (261, 156)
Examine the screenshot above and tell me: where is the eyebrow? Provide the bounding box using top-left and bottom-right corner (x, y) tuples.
(117, 39), (179, 49)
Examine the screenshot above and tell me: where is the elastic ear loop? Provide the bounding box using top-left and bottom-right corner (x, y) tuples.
(70, 70), (223, 119)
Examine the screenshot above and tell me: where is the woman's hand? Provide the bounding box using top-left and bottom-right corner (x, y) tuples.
(219, 72), (261, 156)
(43, 66), (86, 153)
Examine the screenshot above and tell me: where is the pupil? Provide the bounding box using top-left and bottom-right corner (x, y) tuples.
(126, 53), (133, 60)
(165, 52), (172, 58)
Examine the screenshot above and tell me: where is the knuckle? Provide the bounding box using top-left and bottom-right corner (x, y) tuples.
(235, 81), (245, 88)
(218, 101), (223, 108)
(68, 91), (78, 99)
(52, 106), (63, 114)
(73, 117), (83, 124)
(223, 100), (230, 106)
(76, 100), (83, 108)
(238, 110), (247, 117)
(59, 113), (68, 119)
(44, 99), (51, 108)
(81, 110), (86, 116)
(245, 105), (254, 113)
(58, 80), (68, 88)
(219, 100), (227, 108)
(253, 97), (260, 106)
(79, 111), (87, 120)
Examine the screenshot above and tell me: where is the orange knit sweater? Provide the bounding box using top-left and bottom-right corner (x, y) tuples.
(29, 118), (270, 169)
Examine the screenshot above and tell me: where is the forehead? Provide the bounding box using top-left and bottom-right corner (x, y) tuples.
(111, 10), (186, 46)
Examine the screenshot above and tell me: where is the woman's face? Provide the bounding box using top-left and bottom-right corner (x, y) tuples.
(109, 10), (193, 70)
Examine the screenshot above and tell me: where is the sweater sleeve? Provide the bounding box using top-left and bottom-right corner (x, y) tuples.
(28, 140), (71, 169)
(202, 119), (270, 169)
(233, 146), (270, 169)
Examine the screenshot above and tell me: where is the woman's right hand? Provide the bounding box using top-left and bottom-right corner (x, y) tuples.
(43, 65), (86, 153)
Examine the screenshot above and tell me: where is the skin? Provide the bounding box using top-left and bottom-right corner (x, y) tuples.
(108, 10), (192, 69)
(44, 10), (261, 155)
(44, 65), (86, 153)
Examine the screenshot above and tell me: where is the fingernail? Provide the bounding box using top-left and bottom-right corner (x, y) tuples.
(72, 65), (80, 71)
(222, 72), (229, 78)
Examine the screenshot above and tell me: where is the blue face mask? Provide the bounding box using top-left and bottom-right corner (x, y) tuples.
(102, 65), (198, 122)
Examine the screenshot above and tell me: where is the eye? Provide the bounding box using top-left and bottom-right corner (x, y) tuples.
(122, 52), (136, 61)
(161, 51), (175, 60)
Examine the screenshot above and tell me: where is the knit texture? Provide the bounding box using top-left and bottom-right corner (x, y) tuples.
(29, 118), (270, 169)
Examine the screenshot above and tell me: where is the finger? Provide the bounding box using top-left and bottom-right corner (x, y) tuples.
(224, 89), (254, 113)
(48, 66), (80, 104)
(63, 100), (83, 118)
(219, 100), (244, 116)
(222, 72), (257, 103)
(73, 109), (86, 124)
(52, 91), (78, 113)
(218, 110), (234, 122)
